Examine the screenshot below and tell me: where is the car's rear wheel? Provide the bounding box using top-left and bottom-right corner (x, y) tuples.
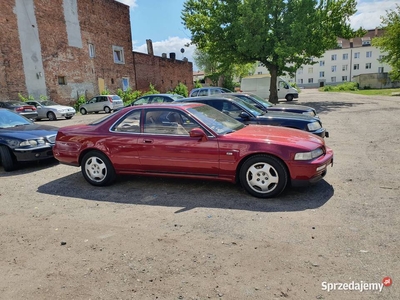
(65, 116), (72, 119)
(80, 108), (87, 115)
(0, 145), (16, 172)
(81, 151), (116, 186)
(239, 155), (287, 198)
(47, 112), (57, 121)
(104, 106), (111, 113)
(286, 94), (294, 101)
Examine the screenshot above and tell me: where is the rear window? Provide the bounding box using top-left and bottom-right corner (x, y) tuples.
(111, 95), (122, 101)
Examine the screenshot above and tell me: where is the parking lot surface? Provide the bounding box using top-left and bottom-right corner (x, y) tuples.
(1, 89), (399, 299)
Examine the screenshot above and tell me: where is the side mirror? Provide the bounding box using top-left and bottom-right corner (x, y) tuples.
(189, 128), (208, 141)
(239, 111), (250, 120)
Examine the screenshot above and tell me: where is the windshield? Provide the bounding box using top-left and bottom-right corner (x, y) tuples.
(246, 93), (274, 107)
(188, 105), (245, 134)
(5, 101), (27, 107)
(170, 94), (185, 100)
(38, 100), (59, 106)
(0, 109), (33, 128)
(231, 97), (265, 116)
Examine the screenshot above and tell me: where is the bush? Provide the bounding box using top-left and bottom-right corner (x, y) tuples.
(18, 93), (34, 102)
(74, 95), (87, 112)
(117, 88), (142, 105)
(143, 83), (159, 96)
(194, 80), (202, 88)
(320, 82), (359, 92)
(172, 82), (189, 97)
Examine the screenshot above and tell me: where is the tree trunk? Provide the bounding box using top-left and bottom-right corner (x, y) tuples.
(268, 66), (279, 104)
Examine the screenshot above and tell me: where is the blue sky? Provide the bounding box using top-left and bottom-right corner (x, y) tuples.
(116, 0), (398, 71)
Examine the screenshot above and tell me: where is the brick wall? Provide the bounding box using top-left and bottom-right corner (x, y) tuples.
(134, 52), (193, 94)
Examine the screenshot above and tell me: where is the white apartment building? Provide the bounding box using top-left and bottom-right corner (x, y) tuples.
(254, 29), (393, 88)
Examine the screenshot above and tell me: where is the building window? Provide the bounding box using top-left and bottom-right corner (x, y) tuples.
(379, 55), (384, 60)
(331, 54), (337, 61)
(378, 67), (384, 73)
(354, 52), (360, 59)
(366, 51), (372, 58)
(319, 71), (325, 78)
(58, 76), (66, 85)
(308, 78), (313, 83)
(257, 71), (263, 75)
(343, 53), (348, 60)
(342, 76), (348, 81)
(342, 65), (348, 71)
(354, 64), (359, 70)
(362, 37), (371, 46)
(331, 66), (337, 72)
(331, 77), (336, 83)
(337, 41), (342, 48)
(365, 63), (372, 69)
(320, 60), (325, 67)
(298, 68), (303, 75)
(308, 67), (313, 73)
(89, 43), (95, 58)
(113, 46), (125, 64)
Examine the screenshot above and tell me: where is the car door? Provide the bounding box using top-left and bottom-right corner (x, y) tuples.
(138, 108), (220, 176)
(86, 97), (98, 112)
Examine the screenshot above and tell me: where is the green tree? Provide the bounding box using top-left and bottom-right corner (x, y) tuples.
(372, 5), (400, 81)
(182, 0), (362, 103)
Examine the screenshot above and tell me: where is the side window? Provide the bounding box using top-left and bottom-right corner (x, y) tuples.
(191, 90), (198, 97)
(143, 109), (189, 135)
(113, 110), (141, 133)
(211, 89), (221, 95)
(152, 97), (164, 103)
(222, 102), (242, 118)
(134, 97), (149, 105)
(198, 89), (208, 96)
(88, 97), (96, 104)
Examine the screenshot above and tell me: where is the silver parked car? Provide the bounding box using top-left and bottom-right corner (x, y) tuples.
(79, 95), (124, 114)
(26, 100), (76, 121)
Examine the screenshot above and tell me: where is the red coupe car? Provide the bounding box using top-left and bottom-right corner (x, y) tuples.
(53, 103), (333, 198)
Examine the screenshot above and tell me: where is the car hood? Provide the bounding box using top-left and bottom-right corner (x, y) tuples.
(274, 104), (314, 112)
(46, 105), (75, 111)
(256, 111), (317, 121)
(0, 124), (58, 139)
(227, 124), (324, 150)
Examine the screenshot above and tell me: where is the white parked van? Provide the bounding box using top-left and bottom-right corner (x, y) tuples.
(240, 75), (298, 101)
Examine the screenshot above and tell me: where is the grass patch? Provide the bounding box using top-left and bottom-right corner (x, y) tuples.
(319, 82), (400, 96)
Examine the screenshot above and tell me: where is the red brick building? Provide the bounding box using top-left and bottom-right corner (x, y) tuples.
(0, 0), (193, 104)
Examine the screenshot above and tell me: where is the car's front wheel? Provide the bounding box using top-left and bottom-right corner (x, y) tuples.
(81, 151), (116, 186)
(47, 112), (57, 121)
(286, 94), (294, 101)
(104, 106), (111, 113)
(65, 116), (73, 119)
(80, 108), (87, 115)
(239, 155), (288, 198)
(0, 145), (16, 172)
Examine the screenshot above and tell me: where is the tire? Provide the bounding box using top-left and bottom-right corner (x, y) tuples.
(239, 154), (288, 198)
(286, 94), (294, 101)
(65, 116), (72, 119)
(81, 151), (116, 186)
(47, 112), (57, 121)
(0, 145), (16, 172)
(80, 108), (87, 115)
(104, 106), (111, 113)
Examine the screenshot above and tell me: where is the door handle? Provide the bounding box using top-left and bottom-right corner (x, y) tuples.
(143, 139), (153, 144)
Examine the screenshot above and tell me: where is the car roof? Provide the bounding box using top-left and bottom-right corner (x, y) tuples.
(122, 102), (205, 110)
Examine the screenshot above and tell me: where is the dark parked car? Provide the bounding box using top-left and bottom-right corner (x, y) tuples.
(114, 94), (185, 112)
(0, 109), (58, 171)
(53, 103), (333, 198)
(177, 96), (328, 137)
(0, 100), (38, 120)
(189, 87), (232, 97)
(224, 92), (318, 118)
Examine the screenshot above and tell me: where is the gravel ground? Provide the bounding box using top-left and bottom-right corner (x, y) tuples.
(0, 89), (399, 300)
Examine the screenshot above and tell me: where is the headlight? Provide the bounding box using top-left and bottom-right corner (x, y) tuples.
(307, 121), (321, 131)
(302, 111), (315, 117)
(58, 109), (67, 113)
(20, 139), (45, 147)
(295, 148), (324, 160)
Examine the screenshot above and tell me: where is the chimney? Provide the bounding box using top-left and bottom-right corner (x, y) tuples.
(169, 52), (176, 61)
(375, 27), (378, 36)
(349, 38), (353, 48)
(146, 39), (154, 56)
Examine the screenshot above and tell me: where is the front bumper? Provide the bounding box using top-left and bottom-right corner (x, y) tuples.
(13, 145), (54, 162)
(289, 148), (333, 186)
(312, 127), (329, 138)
